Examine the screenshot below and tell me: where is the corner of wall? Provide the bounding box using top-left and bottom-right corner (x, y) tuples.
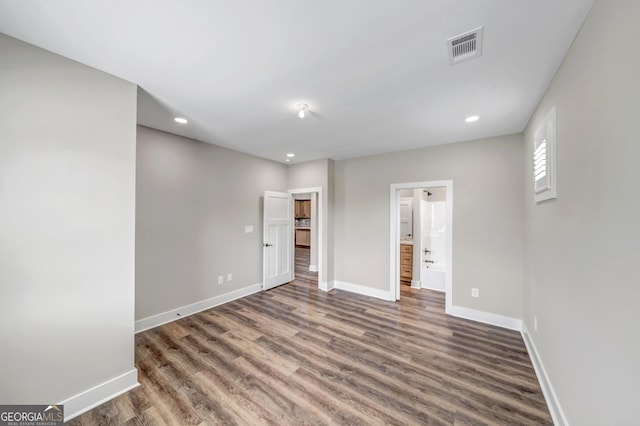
(520, 325), (568, 426)
(61, 370), (140, 422)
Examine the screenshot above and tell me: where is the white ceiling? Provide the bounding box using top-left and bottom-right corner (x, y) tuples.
(0, 0), (594, 163)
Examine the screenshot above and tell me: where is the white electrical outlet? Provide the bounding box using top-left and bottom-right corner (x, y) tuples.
(534, 316), (538, 331)
(217, 276), (224, 285)
(227, 273), (233, 282)
(471, 288), (479, 298)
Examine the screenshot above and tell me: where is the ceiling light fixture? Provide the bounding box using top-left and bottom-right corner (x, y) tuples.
(286, 153), (295, 158)
(465, 115), (480, 123)
(174, 117), (188, 124)
(296, 103), (308, 119)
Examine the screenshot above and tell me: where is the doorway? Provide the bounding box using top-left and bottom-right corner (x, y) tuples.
(293, 193), (315, 269)
(389, 180), (453, 310)
(289, 187), (323, 289)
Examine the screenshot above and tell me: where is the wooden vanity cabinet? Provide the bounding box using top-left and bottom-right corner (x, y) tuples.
(400, 244), (413, 282)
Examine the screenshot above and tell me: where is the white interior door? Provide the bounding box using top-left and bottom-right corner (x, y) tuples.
(263, 191), (293, 290)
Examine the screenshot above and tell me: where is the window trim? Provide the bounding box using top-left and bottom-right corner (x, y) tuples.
(534, 106), (557, 203)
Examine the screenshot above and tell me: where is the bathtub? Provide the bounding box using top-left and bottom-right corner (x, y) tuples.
(421, 262), (446, 292)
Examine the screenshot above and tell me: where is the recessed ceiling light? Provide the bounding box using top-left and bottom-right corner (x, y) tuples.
(286, 153), (295, 158)
(465, 115), (480, 123)
(174, 117), (188, 124)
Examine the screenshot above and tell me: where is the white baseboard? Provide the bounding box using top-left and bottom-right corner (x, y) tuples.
(318, 280), (335, 292)
(422, 284), (445, 292)
(410, 280), (421, 288)
(61, 369), (139, 422)
(333, 280), (395, 301)
(521, 324), (568, 426)
(135, 283), (262, 333)
(446, 305), (522, 331)
(309, 264), (318, 272)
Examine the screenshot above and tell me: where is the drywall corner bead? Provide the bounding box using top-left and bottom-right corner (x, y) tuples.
(533, 106), (557, 203)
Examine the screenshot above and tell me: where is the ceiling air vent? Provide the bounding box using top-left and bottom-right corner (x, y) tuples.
(446, 26), (483, 64)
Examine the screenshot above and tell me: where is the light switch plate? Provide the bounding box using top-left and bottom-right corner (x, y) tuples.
(244, 225), (253, 233)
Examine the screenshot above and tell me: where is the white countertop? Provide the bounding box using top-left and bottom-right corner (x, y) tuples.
(400, 240), (413, 245)
(296, 226), (311, 230)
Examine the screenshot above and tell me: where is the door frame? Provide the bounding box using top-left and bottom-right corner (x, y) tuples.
(389, 180), (453, 310)
(289, 187), (323, 289)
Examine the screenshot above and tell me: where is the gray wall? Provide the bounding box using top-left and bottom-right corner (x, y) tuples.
(334, 135), (524, 318)
(327, 159), (335, 281)
(0, 34), (137, 403)
(523, 1), (640, 424)
(136, 126), (288, 320)
(288, 158), (329, 190)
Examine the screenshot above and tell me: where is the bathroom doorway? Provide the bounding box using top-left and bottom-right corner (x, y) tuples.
(389, 180), (453, 310)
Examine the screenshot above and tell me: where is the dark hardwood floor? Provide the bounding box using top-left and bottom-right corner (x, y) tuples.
(68, 247), (551, 425)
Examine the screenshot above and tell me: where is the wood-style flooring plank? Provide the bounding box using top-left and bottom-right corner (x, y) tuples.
(68, 247), (552, 425)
